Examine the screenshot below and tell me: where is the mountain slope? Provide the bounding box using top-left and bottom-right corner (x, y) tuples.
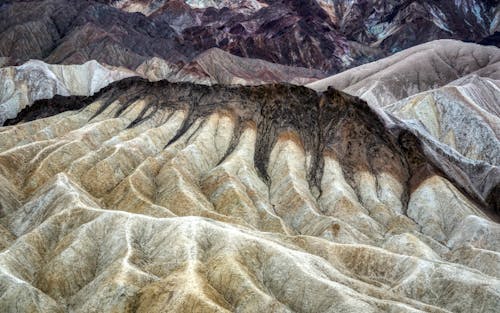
(307, 40), (500, 103)
(0, 78), (499, 312)
(136, 48), (325, 85)
(384, 75), (500, 165)
(316, 0), (499, 48)
(307, 40), (500, 166)
(0, 51), (324, 127)
(0, 2), (499, 312)
(0, 60), (135, 125)
(1, 0), (497, 74)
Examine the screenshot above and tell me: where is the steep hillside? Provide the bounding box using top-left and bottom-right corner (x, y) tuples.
(0, 60), (135, 125)
(0, 2), (498, 313)
(0, 78), (499, 313)
(308, 40), (500, 166)
(136, 48), (325, 85)
(1, 0), (497, 74)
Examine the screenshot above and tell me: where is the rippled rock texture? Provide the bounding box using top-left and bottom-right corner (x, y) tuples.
(0, 78), (499, 313)
(0, 54), (324, 127)
(136, 48), (325, 85)
(308, 39), (500, 171)
(316, 0), (499, 49)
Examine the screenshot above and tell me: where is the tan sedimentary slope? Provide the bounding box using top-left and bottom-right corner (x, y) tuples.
(136, 48), (325, 85)
(0, 60), (136, 125)
(307, 40), (500, 165)
(384, 75), (500, 165)
(307, 40), (500, 106)
(0, 55), (323, 126)
(0, 78), (499, 313)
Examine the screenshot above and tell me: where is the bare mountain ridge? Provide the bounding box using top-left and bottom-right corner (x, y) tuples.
(1, 78), (499, 312)
(0, 0), (498, 74)
(308, 40), (500, 168)
(0, 2), (499, 311)
(1, 40), (499, 213)
(136, 47), (326, 85)
(0, 60), (136, 125)
(0, 49), (324, 127)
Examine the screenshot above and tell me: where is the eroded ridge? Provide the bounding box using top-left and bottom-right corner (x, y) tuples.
(0, 79), (499, 313)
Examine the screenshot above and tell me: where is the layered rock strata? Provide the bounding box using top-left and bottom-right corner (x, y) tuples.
(0, 60), (135, 125)
(0, 79), (499, 312)
(136, 48), (325, 85)
(1, 0), (497, 74)
(308, 40), (500, 166)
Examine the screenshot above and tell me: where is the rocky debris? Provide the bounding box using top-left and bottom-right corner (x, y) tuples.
(0, 78), (499, 312)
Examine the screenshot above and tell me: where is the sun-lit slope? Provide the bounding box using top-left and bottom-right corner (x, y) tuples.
(384, 75), (500, 165)
(0, 78), (498, 313)
(0, 54), (323, 129)
(0, 60), (135, 125)
(307, 40), (500, 165)
(136, 48), (325, 85)
(307, 40), (500, 106)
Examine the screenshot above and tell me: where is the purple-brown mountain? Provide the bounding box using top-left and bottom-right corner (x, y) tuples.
(0, 0), (498, 74)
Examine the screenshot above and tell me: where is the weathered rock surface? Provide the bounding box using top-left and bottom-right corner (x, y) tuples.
(109, 0), (267, 16)
(385, 75), (500, 165)
(0, 78), (498, 312)
(316, 0), (499, 49)
(1, 0), (497, 74)
(308, 40), (500, 166)
(0, 54), (324, 128)
(136, 48), (325, 85)
(307, 40), (500, 104)
(0, 60), (135, 126)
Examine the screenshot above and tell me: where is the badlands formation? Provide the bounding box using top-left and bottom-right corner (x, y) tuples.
(135, 48), (325, 85)
(308, 40), (500, 166)
(0, 0), (498, 311)
(1, 0), (497, 73)
(0, 50), (322, 128)
(0, 60), (135, 125)
(0, 71), (499, 312)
